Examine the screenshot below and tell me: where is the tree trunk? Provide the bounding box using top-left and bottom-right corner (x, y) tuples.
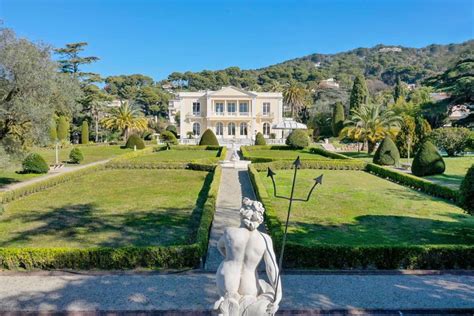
(368, 141), (376, 154)
(95, 115), (99, 143)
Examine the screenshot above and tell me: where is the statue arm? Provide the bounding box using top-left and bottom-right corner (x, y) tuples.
(263, 234), (282, 305)
(217, 235), (226, 257)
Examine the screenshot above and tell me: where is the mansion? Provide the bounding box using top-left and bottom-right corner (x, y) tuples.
(168, 86), (285, 145)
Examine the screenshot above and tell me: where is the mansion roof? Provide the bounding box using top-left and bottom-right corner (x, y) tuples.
(175, 86), (282, 99)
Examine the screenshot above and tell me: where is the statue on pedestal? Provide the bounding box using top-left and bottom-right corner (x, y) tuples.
(214, 197), (281, 316)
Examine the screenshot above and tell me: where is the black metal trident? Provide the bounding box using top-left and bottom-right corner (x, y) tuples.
(267, 156), (323, 303)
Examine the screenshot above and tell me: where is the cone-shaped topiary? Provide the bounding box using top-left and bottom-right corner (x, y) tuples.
(160, 131), (178, 145)
(166, 125), (178, 137)
(459, 165), (474, 215)
(57, 116), (69, 141)
(411, 141), (445, 176)
(81, 121), (89, 144)
(255, 132), (266, 145)
(69, 148), (84, 164)
(286, 129), (309, 149)
(22, 153), (49, 174)
(125, 134), (146, 149)
(373, 137), (400, 166)
(49, 119), (58, 142)
(199, 129), (219, 146)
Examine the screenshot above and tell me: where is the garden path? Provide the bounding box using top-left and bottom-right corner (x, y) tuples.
(0, 159), (110, 192)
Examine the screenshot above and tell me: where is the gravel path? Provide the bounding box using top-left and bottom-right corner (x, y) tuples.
(0, 272), (473, 312)
(0, 159), (110, 192)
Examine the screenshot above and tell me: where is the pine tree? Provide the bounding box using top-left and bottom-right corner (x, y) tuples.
(393, 76), (406, 102)
(349, 74), (369, 110)
(331, 102), (345, 136)
(81, 121), (89, 144)
(57, 116), (69, 141)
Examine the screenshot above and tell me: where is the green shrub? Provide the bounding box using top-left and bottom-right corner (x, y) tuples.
(459, 165), (474, 215)
(69, 148), (84, 164)
(81, 121), (89, 144)
(160, 131), (178, 145)
(285, 129), (309, 149)
(252, 159), (366, 171)
(22, 153), (49, 174)
(373, 137), (400, 166)
(331, 102), (345, 136)
(255, 132), (266, 146)
(199, 129), (219, 146)
(309, 147), (350, 160)
(49, 119), (58, 142)
(411, 141), (445, 176)
(166, 125), (178, 137)
(57, 116), (69, 141)
(431, 127), (471, 156)
(125, 134), (146, 149)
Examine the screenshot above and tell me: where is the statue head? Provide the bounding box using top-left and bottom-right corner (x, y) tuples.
(240, 197), (265, 231)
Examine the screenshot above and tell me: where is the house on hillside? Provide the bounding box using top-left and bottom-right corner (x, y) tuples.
(168, 86), (285, 145)
(319, 78), (340, 89)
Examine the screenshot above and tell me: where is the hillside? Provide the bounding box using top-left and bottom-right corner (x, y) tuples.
(165, 40), (474, 92)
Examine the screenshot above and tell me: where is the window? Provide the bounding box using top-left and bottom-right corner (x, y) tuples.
(263, 102), (270, 115)
(215, 102), (224, 115)
(239, 102), (249, 114)
(192, 122), (201, 136)
(263, 122), (270, 136)
(228, 122), (236, 136)
(240, 122), (248, 136)
(227, 102), (236, 115)
(216, 122), (223, 136)
(192, 102), (200, 115)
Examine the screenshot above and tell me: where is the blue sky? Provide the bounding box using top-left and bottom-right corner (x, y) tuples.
(1, 0), (473, 81)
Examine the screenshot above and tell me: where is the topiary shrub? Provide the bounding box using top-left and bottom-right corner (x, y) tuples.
(199, 129), (219, 146)
(22, 153), (49, 174)
(411, 141), (445, 177)
(125, 134), (146, 149)
(81, 121), (89, 144)
(160, 131), (178, 145)
(255, 132), (266, 145)
(373, 137), (400, 166)
(166, 125), (178, 137)
(285, 129), (309, 149)
(459, 165), (474, 215)
(69, 148), (84, 164)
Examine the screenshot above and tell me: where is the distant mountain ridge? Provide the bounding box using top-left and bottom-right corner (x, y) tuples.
(166, 40), (474, 92)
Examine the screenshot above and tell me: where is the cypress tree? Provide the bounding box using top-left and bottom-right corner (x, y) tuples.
(331, 102), (345, 136)
(57, 116), (69, 141)
(81, 121), (89, 144)
(373, 137), (400, 166)
(349, 74), (368, 110)
(395, 115), (416, 158)
(49, 119), (58, 142)
(393, 76), (406, 102)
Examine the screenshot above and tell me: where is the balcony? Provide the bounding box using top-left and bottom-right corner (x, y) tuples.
(209, 111), (251, 118)
(185, 112), (203, 119)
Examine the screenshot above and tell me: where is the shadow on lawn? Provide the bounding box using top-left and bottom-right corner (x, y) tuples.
(426, 173), (465, 188)
(288, 213), (474, 246)
(0, 177), (20, 188)
(0, 203), (194, 248)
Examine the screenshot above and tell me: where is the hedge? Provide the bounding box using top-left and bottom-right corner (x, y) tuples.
(0, 165), (222, 270)
(248, 165), (473, 269)
(241, 145), (348, 163)
(365, 163), (458, 201)
(252, 159), (367, 171)
(308, 147), (351, 160)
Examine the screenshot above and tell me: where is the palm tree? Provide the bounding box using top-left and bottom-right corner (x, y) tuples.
(340, 103), (401, 153)
(100, 102), (148, 140)
(283, 83), (306, 119)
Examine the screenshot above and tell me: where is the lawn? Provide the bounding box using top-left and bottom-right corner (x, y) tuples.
(127, 149), (220, 163)
(0, 170), (40, 189)
(33, 145), (132, 165)
(260, 169), (474, 247)
(424, 157), (473, 189)
(245, 148), (328, 161)
(0, 169), (208, 248)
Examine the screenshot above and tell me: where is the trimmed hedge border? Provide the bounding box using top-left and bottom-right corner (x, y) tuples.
(308, 147), (351, 160)
(241, 145), (349, 163)
(248, 165), (473, 269)
(252, 159), (366, 171)
(0, 161), (222, 270)
(365, 163), (459, 202)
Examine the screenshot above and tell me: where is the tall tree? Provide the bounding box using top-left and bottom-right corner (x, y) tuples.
(395, 115), (416, 158)
(54, 42), (99, 79)
(57, 116), (69, 141)
(331, 102), (345, 136)
(283, 83), (306, 119)
(341, 104), (401, 153)
(100, 103), (148, 140)
(393, 76), (406, 102)
(81, 120), (89, 144)
(349, 74), (369, 110)
(0, 27), (81, 154)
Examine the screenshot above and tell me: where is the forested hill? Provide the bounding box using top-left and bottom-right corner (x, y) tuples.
(165, 40), (474, 91)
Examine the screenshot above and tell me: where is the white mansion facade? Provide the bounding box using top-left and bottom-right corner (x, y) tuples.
(168, 86), (284, 145)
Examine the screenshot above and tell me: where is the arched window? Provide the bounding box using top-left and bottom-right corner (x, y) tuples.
(228, 122), (236, 136)
(192, 122), (201, 136)
(240, 122), (248, 136)
(263, 122), (270, 136)
(216, 122), (223, 136)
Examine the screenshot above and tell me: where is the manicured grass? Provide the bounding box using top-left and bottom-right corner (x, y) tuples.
(33, 145), (132, 165)
(0, 169), (208, 248)
(0, 170), (40, 189)
(129, 149), (219, 163)
(245, 148), (327, 160)
(424, 157), (473, 189)
(260, 169), (474, 247)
